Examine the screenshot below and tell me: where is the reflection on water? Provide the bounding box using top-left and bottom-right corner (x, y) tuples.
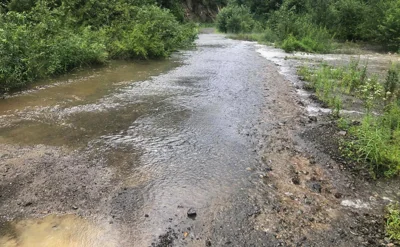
(0, 215), (116, 247)
(0, 59), (180, 114)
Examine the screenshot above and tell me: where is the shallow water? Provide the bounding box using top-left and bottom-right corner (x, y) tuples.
(0, 215), (117, 247)
(2, 31), (399, 246)
(0, 33), (273, 246)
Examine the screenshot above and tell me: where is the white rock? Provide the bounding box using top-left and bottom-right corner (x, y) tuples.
(341, 199), (370, 209)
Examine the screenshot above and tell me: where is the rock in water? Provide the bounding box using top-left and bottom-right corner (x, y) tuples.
(187, 208), (197, 218)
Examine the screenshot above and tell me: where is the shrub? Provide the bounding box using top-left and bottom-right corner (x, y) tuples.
(107, 6), (196, 59)
(0, 2), (197, 93)
(0, 8), (108, 93)
(216, 5), (255, 33)
(378, 0), (400, 50)
(330, 0), (367, 41)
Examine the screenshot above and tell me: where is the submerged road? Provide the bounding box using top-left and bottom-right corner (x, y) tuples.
(0, 31), (286, 246)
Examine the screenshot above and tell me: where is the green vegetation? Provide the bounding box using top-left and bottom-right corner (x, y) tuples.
(299, 61), (400, 177)
(386, 203), (400, 241)
(216, 0), (400, 53)
(216, 5), (256, 33)
(0, 0), (198, 94)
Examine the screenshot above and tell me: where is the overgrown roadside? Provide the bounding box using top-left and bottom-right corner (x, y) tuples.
(247, 45), (400, 246)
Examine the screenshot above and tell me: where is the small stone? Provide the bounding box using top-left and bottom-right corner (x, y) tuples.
(187, 208), (197, 218)
(23, 202), (33, 207)
(72, 205), (78, 210)
(292, 176), (300, 185)
(311, 183), (322, 193)
(308, 116), (317, 123)
(334, 192), (342, 199)
(338, 131), (347, 136)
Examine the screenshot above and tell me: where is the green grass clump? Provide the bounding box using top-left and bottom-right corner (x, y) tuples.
(347, 106), (400, 177)
(386, 203), (400, 241)
(300, 61), (400, 177)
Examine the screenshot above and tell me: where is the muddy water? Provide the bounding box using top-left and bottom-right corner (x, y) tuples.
(0, 215), (117, 247)
(0, 32), (277, 246)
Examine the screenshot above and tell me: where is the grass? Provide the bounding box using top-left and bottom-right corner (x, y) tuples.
(386, 203), (400, 242)
(299, 60), (400, 178)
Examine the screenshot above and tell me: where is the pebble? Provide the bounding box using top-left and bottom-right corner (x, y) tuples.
(334, 192), (342, 199)
(187, 208), (197, 218)
(311, 183), (322, 193)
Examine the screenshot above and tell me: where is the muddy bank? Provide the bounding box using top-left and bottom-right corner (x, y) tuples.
(0, 31), (399, 246)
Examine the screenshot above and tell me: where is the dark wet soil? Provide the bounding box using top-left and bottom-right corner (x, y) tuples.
(0, 30), (399, 247)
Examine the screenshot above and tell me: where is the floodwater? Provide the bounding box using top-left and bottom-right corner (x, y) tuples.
(2, 30), (398, 246)
(0, 32), (277, 246)
(0, 215), (117, 247)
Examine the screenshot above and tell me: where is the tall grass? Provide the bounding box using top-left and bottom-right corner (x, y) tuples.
(299, 61), (400, 177)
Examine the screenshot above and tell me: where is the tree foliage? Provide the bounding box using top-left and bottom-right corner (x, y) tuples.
(217, 0), (400, 52)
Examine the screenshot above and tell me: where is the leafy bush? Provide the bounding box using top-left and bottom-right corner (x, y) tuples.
(378, 0), (400, 50)
(330, 0), (367, 41)
(216, 5), (255, 33)
(221, 0), (400, 51)
(0, 8), (108, 93)
(0, 1), (197, 93)
(106, 5), (196, 59)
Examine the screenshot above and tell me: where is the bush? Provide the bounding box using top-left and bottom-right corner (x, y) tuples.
(378, 0), (400, 50)
(0, 1), (197, 93)
(106, 5), (196, 59)
(268, 8), (333, 53)
(330, 0), (367, 41)
(216, 5), (255, 33)
(281, 27), (332, 54)
(0, 8), (108, 93)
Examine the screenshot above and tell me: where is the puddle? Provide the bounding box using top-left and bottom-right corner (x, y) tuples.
(0, 215), (117, 247)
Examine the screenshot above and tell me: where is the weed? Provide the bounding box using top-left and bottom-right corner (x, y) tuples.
(300, 60), (400, 178)
(384, 63), (400, 104)
(386, 203), (400, 241)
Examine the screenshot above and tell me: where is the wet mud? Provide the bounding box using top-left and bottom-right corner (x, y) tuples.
(0, 31), (399, 246)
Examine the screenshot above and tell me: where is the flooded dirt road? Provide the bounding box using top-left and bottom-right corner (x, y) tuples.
(1, 31), (399, 247)
(0, 31), (281, 246)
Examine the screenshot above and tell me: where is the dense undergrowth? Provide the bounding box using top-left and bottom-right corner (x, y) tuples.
(0, 0), (198, 94)
(299, 61), (400, 178)
(216, 0), (400, 53)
